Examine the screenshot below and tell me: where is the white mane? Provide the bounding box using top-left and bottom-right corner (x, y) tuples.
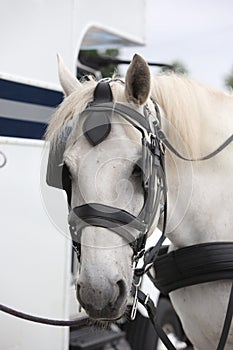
(152, 74), (233, 158)
(45, 78), (128, 149)
(45, 78), (96, 147)
(46, 73), (233, 159)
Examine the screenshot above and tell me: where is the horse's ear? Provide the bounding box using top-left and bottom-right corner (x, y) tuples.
(57, 54), (81, 96)
(125, 54), (151, 105)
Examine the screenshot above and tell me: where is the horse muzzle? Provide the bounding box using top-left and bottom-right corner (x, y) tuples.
(76, 278), (128, 320)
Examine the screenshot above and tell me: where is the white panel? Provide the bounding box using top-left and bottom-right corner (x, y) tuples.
(0, 0), (74, 85)
(0, 137), (71, 350)
(0, 0), (146, 85)
(75, 0), (146, 49)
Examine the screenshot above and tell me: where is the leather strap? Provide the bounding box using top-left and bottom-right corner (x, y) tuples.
(72, 203), (145, 230)
(84, 102), (151, 132)
(137, 290), (176, 350)
(153, 242), (233, 294)
(156, 128), (233, 161)
(69, 203), (147, 249)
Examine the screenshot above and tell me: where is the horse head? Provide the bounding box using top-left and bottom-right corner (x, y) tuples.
(45, 53), (233, 348)
(46, 54), (162, 320)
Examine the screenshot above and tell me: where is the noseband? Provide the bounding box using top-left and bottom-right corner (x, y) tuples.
(65, 80), (167, 261)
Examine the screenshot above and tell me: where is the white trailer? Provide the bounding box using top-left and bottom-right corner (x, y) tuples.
(0, 137), (72, 349)
(0, 1), (147, 349)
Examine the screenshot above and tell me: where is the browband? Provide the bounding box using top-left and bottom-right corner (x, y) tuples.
(83, 102), (151, 133)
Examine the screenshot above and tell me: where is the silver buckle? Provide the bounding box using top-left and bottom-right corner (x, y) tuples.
(130, 277), (142, 320)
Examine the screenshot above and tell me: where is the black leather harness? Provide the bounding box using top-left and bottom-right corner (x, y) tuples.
(154, 242), (233, 295)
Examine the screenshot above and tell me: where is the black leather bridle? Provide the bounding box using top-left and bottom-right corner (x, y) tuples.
(65, 80), (168, 263)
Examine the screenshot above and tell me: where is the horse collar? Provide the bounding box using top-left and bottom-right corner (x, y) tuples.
(154, 242), (233, 294)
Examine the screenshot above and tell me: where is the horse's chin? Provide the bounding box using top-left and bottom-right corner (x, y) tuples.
(84, 302), (128, 322)
(91, 315), (123, 322)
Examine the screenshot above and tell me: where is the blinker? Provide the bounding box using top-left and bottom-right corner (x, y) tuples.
(82, 80), (112, 146)
(83, 111), (111, 146)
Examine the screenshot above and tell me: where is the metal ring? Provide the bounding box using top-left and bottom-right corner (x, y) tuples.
(0, 151), (7, 168)
(133, 276), (142, 288)
(144, 293), (150, 306)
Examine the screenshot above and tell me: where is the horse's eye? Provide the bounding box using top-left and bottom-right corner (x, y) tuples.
(132, 163), (142, 177)
(62, 163), (72, 206)
(63, 163), (72, 180)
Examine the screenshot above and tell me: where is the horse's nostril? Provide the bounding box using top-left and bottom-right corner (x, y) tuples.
(112, 279), (127, 307)
(117, 279), (126, 296)
(76, 278), (128, 319)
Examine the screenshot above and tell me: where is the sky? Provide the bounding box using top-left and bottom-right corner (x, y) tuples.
(120, 0), (233, 90)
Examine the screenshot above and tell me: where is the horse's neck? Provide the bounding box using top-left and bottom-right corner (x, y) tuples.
(154, 78), (233, 248)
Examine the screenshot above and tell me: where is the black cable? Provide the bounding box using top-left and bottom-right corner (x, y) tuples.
(0, 304), (89, 327)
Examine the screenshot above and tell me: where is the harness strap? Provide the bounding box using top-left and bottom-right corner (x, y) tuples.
(68, 203), (148, 254)
(153, 242), (233, 294)
(72, 203), (145, 230)
(137, 284), (233, 350)
(134, 148), (168, 277)
(156, 129), (233, 161)
(70, 216), (137, 244)
(216, 282), (233, 350)
(84, 102), (151, 132)
(137, 290), (176, 350)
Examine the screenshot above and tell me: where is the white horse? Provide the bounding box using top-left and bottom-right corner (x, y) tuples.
(46, 54), (233, 349)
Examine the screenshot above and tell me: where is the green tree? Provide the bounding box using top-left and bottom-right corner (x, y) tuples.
(225, 66), (233, 90)
(160, 60), (189, 75)
(78, 49), (119, 78)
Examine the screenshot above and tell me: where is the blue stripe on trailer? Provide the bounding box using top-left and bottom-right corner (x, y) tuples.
(0, 79), (63, 107)
(0, 117), (47, 140)
(0, 79), (64, 139)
